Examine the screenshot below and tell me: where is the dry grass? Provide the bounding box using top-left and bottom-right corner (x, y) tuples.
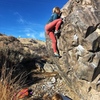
(0, 65), (28, 100)
(18, 38), (45, 46)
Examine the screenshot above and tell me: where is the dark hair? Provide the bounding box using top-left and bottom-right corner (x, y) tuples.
(52, 93), (63, 100)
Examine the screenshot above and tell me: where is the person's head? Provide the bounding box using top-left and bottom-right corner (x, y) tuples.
(52, 93), (63, 100)
(52, 7), (61, 14)
(43, 93), (51, 100)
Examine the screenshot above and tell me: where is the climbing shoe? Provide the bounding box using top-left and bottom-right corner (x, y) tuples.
(54, 53), (60, 57)
(54, 30), (60, 35)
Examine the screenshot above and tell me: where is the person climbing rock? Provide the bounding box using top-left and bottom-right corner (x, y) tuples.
(45, 7), (62, 57)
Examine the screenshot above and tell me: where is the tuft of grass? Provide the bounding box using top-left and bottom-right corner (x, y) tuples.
(0, 64), (28, 100)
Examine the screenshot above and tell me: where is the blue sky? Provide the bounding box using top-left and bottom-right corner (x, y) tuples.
(0, 0), (68, 41)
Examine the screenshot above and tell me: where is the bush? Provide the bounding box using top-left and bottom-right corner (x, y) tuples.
(0, 65), (28, 100)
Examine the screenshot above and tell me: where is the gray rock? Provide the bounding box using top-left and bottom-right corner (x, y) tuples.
(45, 0), (100, 99)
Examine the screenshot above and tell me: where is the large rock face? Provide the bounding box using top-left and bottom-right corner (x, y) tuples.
(46, 0), (100, 100)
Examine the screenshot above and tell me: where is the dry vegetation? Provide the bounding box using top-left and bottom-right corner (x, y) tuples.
(18, 38), (45, 46)
(0, 65), (28, 100)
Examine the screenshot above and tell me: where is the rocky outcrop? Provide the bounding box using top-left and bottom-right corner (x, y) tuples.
(45, 0), (100, 100)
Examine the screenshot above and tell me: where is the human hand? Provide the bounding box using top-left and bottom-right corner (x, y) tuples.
(61, 17), (66, 23)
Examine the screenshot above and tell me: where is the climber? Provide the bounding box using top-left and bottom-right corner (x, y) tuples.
(45, 7), (62, 57)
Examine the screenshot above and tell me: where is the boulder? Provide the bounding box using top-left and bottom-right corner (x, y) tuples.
(45, 0), (100, 99)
